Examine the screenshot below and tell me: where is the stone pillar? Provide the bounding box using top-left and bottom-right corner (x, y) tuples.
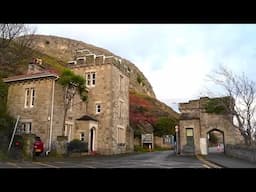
(126, 126), (134, 152)
(56, 136), (68, 156)
(22, 134), (36, 159)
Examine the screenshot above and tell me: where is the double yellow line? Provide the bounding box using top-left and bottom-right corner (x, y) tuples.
(196, 155), (223, 168)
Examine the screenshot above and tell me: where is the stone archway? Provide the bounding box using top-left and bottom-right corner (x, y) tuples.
(179, 97), (242, 155)
(207, 129), (225, 153)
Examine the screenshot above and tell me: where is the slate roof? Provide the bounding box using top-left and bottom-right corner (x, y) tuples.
(76, 115), (98, 121)
(3, 70), (59, 83)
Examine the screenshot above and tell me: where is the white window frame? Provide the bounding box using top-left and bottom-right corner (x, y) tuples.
(20, 122), (32, 134)
(92, 72), (96, 85)
(25, 88), (35, 108)
(85, 72), (96, 87)
(64, 123), (73, 142)
(80, 132), (85, 141)
(24, 88), (30, 108)
(117, 126), (125, 144)
(30, 88), (35, 107)
(86, 72), (91, 86)
(95, 103), (101, 114)
(119, 99), (124, 118)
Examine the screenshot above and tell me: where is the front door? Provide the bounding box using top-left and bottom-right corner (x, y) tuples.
(90, 128), (94, 152)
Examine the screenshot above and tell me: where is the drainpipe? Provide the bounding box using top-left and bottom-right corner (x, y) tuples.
(46, 76), (59, 156)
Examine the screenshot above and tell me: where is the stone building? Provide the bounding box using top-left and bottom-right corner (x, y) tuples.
(178, 97), (243, 155)
(4, 50), (133, 155)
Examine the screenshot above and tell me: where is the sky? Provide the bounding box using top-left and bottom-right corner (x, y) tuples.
(31, 24), (256, 112)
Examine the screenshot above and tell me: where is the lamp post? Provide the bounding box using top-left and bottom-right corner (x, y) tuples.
(175, 125), (179, 155)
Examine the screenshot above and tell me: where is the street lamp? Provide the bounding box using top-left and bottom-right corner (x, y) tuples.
(175, 125), (179, 155)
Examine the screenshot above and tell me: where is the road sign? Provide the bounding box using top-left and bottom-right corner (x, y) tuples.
(142, 134), (153, 143)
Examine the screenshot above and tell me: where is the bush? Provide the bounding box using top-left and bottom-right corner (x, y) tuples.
(67, 139), (88, 153)
(134, 145), (149, 152)
(0, 150), (8, 160)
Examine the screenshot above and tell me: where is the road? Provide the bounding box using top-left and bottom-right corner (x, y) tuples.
(0, 150), (215, 168)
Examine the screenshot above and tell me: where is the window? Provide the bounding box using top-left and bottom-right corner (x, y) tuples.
(92, 72), (96, 85)
(30, 88), (35, 107)
(96, 103), (101, 114)
(64, 123), (73, 142)
(163, 136), (171, 144)
(24, 88), (35, 108)
(186, 128), (194, 146)
(80, 132), (85, 141)
(119, 75), (123, 91)
(24, 88), (30, 108)
(117, 127), (125, 144)
(20, 122), (32, 134)
(85, 72), (96, 87)
(119, 100), (124, 118)
(77, 58), (85, 65)
(86, 73), (91, 86)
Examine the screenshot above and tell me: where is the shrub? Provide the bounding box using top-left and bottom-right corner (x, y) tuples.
(134, 145), (149, 152)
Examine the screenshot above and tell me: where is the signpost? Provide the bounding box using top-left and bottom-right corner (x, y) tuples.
(175, 125), (179, 154)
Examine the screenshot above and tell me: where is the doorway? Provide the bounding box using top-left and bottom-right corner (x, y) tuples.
(207, 129), (224, 153)
(90, 127), (95, 152)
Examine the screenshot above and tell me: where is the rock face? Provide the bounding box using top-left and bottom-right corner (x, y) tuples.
(26, 35), (155, 98)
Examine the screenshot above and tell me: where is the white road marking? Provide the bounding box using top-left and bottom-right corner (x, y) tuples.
(203, 164), (210, 168)
(32, 162), (59, 168)
(6, 162), (21, 168)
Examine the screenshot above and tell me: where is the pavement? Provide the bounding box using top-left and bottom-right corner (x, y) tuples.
(200, 153), (256, 168)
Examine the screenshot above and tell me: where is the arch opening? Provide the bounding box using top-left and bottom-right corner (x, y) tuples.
(207, 129), (225, 153)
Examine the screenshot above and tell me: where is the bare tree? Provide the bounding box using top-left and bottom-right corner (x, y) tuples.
(207, 66), (256, 145)
(0, 24), (24, 49)
(0, 24), (36, 66)
(14, 25), (36, 50)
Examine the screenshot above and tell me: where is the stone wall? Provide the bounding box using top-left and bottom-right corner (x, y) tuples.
(154, 136), (172, 149)
(55, 136), (68, 156)
(22, 134), (36, 159)
(111, 64), (130, 154)
(126, 126), (134, 152)
(226, 144), (256, 162)
(51, 82), (65, 146)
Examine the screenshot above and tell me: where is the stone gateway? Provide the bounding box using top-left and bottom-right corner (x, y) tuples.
(178, 97), (243, 155)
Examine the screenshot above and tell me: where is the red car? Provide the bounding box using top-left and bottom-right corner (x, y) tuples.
(33, 136), (44, 156)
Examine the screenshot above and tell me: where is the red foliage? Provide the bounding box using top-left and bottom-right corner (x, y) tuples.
(129, 92), (157, 126)
(129, 93), (154, 109)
